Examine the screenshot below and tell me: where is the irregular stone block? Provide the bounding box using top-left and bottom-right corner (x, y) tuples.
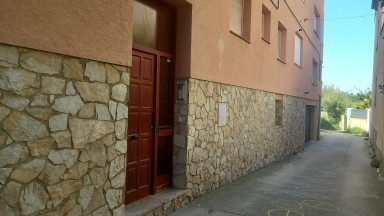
(27, 138), (54, 157)
(62, 162), (89, 180)
(1, 94), (30, 111)
(0, 44), (19, 67)
(0, 181), (21, 207)
(47, 180), (82, 207)
(20, 182), (49, 215)
(10, 159), (45, 183)
(30, 93), (49, 106)
(92, 205), (111, 216)
(95, 104), (111, 121)
(106, 189), (123, 209)
(111, 84), (127, 102)
(20, 50), (62, 75)
(25, 107), (54, 121)
(107, 145), (118, 162)
(63, 58), (83, 81)
(106, 64), (120, 84)
(48, 149), (79, 168)
(85, 61), (106, 82)
(78, 185), (95, 210)
(111, 172), (125, 188)
(109, 155), (125, 179)
(67, 205), (82, 216)
(114, 119), (126, 140)
(0, 168), (12, 184)
(101, 134), (117, 147)
(0, 68), (40, 96)
(79, 141), (106, 167)
(116, 103), (128, 120)
(50, 131), (72, 148)
(41, 76), (65, 94)
(0, 144), (29, 167)
(52, 95), (85, 115)
(83, 188), (107, 215)
(121, 72), (129, 85)
(114, 140), (127, 154)
(59, 194), (76, 216)
(75, 82), (110, 103)
(0, 199), (16, 216)
(39, 163), (66, 185)
(79, 103), (95, 119)
(89, 167), (108, 189)
(109, 100), (117, 120)
(69, 118), (114, 148)
(3, 111), (48, 141)
(0, 106), (10, 122)
(49, 114), (68, 132)
(113, 204), (126, 216)
(66, 82), (76, 95)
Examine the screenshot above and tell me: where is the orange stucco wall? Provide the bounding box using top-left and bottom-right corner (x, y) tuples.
(0, 0), (133, 66)
(188, 0), (323, 101)
(0, 0), (323, 101)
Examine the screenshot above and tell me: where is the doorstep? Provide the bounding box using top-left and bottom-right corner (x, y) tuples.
(125, 189), (186, 216)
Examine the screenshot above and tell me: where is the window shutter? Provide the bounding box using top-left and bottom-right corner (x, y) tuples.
(230, 0), (244, 35)
(294, 34), (301, 65)
(278, 29), (282, 57)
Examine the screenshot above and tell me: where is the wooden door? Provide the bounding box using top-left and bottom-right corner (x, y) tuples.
(305, 105), (312, 143)
(154, 55), (174, 192)
(126, 49), (155, 204)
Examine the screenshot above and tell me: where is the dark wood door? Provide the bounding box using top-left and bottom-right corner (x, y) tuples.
(305, 105), (312, 143)
(126, 49), (155, 204)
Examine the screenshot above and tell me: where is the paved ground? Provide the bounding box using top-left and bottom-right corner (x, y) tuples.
(171, 131), (384, 216)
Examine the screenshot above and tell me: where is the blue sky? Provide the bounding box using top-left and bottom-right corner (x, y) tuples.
(322, 0), (375, 93)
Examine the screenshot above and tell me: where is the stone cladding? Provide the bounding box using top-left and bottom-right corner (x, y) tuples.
(0, 43), (129, 216)
(173, 79), (306, 198)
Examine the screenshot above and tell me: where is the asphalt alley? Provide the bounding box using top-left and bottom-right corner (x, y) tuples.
(171, 131), (384, 216)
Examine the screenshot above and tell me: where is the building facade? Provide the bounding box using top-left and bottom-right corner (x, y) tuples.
(371, 0), (384, 175)
(0, 0), (323, 215)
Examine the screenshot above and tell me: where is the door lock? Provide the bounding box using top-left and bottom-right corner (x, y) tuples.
(130, 134), (138, 140)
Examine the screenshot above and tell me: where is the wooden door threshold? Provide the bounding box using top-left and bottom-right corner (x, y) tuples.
(125, 189), (187, 216)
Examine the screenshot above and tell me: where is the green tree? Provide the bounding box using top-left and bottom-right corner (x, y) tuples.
(322, 85), (353, 120)
(351, 88), (372, 109)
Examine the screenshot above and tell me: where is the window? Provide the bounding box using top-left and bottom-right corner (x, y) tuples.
(275, 99), (283, 126)
(312, 60), (318, 85)
(262, 5), (271, 42)
(294, 34), (302, 66)
(319, 61), (323, 81)
(230, 0), (252, 41)
(278, 22), (287, 61)
(314, 7), (320, 35)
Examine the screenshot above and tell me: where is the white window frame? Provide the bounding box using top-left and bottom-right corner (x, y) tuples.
(230, 0), (244, 36)
(294, 34), (302, 66)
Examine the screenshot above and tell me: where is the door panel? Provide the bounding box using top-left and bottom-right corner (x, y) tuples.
(305, 106), (312, 143)
(126, 50), (155, 204)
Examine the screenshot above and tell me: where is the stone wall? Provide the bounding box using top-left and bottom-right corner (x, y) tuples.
(180, 79), (306, 198)
(0, 43), (129, 215)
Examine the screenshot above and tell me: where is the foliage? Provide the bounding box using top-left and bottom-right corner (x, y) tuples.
(320, 116), (340, 131)
(322, 85), (353, 121)
(351, 88), (372, 109)
(371, 155), (380, 168)
(346, 127), (369, 137)
(322, 85), (372, 121)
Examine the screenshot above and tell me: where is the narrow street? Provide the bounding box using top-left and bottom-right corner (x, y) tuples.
(171, 131), (384, 216)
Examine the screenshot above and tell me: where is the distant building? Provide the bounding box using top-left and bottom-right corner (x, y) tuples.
(0, 0), (323, 215)
(371, 0), (384, 174)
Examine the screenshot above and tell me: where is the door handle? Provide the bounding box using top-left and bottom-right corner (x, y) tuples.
(130, 134), (138, 140)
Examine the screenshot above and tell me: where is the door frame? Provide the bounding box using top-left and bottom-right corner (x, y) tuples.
(128, 44), (175, 201)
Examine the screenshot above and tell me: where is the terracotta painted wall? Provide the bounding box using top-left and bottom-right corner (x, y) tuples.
(187, 0), (323, 101)
(0, 0), (133, 66)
